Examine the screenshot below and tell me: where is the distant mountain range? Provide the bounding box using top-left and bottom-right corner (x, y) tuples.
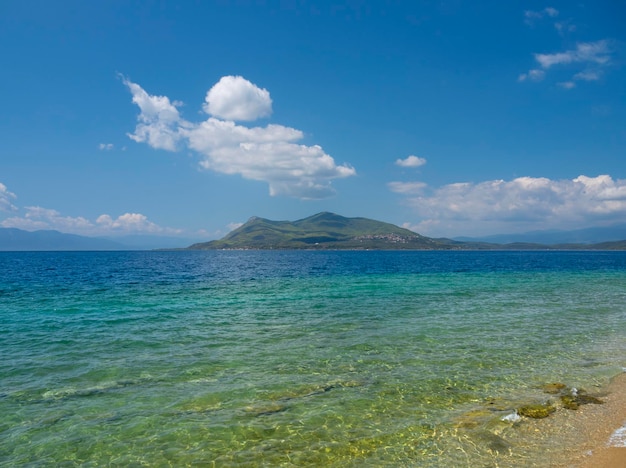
(454, 223), (626, 245)
(2, 214), (626, 251)
(0, 228), (200, 251)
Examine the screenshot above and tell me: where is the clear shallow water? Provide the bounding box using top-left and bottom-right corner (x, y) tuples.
(1, 250), (625, 466)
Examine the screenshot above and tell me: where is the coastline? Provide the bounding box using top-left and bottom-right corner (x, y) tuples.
(482, 370), (626, 467)
(536, 371), (626, 467)
(569, 371), (626, 467)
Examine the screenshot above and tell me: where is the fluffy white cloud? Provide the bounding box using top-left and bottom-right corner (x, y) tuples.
(196, 140), (355, 198)
(95, 213), (178, 234)
(2, 206), (92, 232)
(124, 77), (184, 151)
(0, 182), (183, 237)
(391, 175), (626, 237)
(204, 75), (272, 121)
(0, 183), (17, 212)
(123, 76), (355, 199)
(395, 155), (427, 168)
(99, 143), (114, 151)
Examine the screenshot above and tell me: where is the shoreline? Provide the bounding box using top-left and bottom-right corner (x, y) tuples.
(548, 371), (626, 467)
(482, 370), (626, 467)
(570, 371), (626, 467)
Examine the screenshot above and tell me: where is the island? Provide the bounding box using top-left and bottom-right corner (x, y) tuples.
(187, 212), (626, 250)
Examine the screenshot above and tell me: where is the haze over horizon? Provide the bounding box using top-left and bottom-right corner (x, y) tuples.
(1, 1), (625, 240)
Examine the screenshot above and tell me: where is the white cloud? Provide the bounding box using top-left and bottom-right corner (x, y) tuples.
(395, 155), (427, 168)
(391, 175), (626, 237)
(1, 205), (181, 236)
(124, 77), (184, 151)
(188, 125), (355, 199)
(2, 206), (93, 232)
(0, 182), (184, 237)
(558, 81), (576, 89)
(521, 40), (614, 86)
(227, 222), (243, 231)
(388, 181), (427, 194)
(123, 76), (356, 199)
(95, 213), (177, 234)
(574, 70), (602, 81)
(204, 76), (272, 121)
(534, 40), (611, 69)
(99, 143), (114, 151)
(0, 183), (18, 212)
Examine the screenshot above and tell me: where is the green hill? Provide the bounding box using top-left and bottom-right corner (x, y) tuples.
(188, 212), (455, 250)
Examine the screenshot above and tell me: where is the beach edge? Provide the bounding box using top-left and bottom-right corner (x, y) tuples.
(568, 371), (626, 467)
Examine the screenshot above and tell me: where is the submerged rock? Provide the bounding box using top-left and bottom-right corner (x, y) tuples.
(560, 393), (604, 410)
(542, 382), (567, 394)
(561, 395), (580, 410)
(265, 380), (363, 402)
(577, 394), (604, 405)
(538, 382), (604, 410)
(560, 395), (579, 410)
(454, 409), (493, 429)
(474, 430), (512, 454)
(245, 402), (288, 417)
(518, 403), (556, 419)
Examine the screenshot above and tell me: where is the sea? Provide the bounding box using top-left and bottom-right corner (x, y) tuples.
(1, 250), (625, 467)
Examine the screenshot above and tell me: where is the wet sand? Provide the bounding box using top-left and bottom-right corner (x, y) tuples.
(486, 371), (626, 467)
(562, 371), (626, 467)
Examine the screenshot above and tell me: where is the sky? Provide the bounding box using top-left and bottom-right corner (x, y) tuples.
(1, 0), (625, 240)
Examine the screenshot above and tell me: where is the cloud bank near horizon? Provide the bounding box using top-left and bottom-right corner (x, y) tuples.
(2, 173), (626, 239)
(0, 183), (183, 236)
(1, 206), (181, 236)
(390, 174), (626, 237)
(124, 75), (356, 199)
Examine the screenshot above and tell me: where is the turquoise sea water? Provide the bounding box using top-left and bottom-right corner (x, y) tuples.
(1, 250), (625, 466)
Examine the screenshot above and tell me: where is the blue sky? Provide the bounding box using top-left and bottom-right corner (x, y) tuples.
(1, 1), (625, 240)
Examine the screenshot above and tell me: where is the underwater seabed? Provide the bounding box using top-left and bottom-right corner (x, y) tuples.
(3, 360), (621, 467)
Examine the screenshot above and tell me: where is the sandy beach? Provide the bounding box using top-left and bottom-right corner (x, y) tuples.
(558, 371), (626, 467)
